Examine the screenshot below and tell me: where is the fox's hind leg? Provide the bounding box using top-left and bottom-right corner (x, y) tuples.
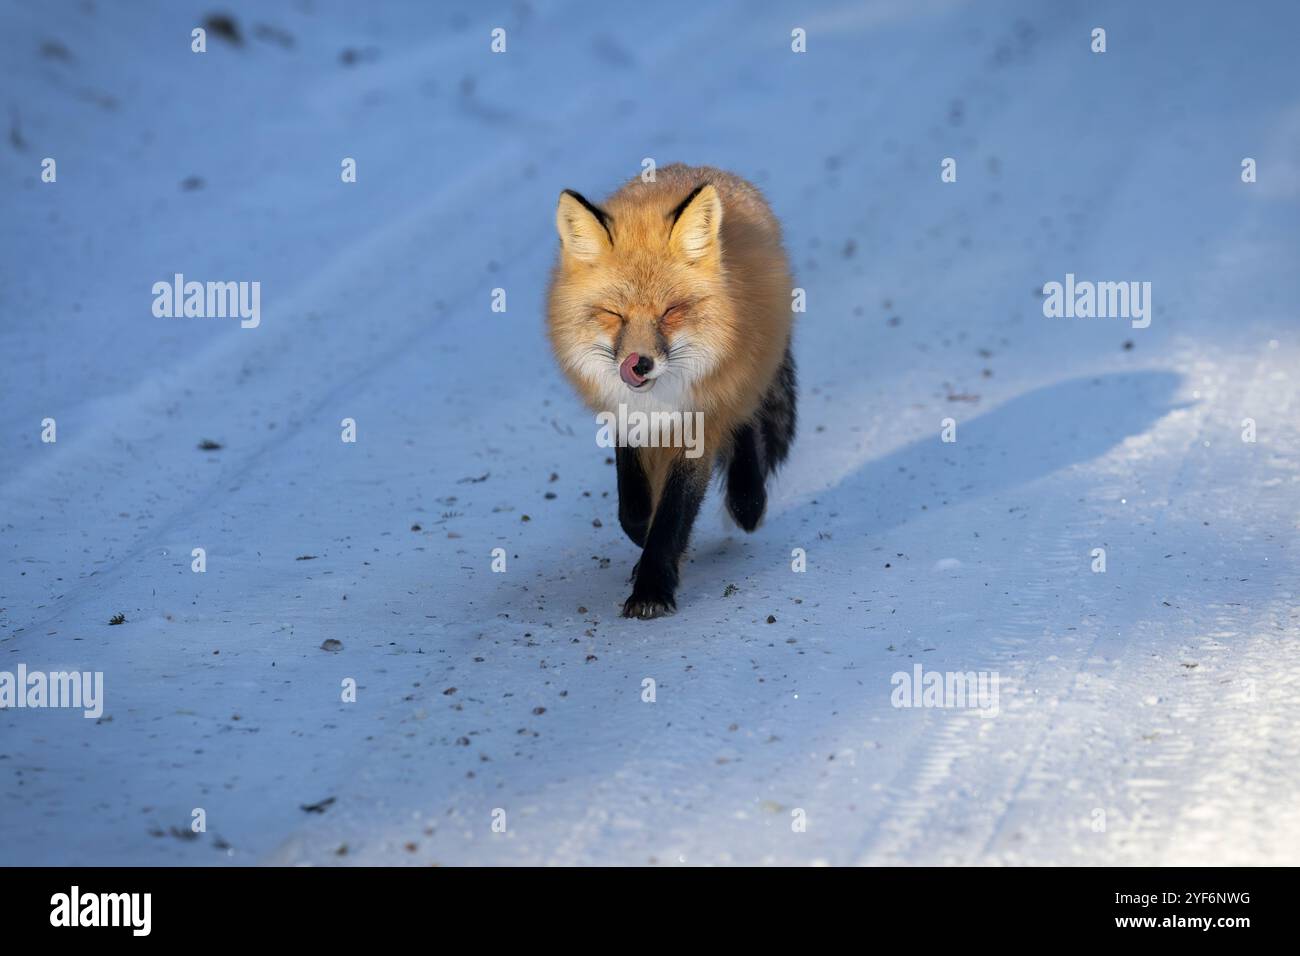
(616, 445), (651, 548)
(726, 343), (796, 531)
(725, 423), (767, 532)
(758, 342), (797, 474)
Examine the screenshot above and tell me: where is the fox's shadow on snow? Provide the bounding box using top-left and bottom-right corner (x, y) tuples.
(539, 370), (1186, 618)
(799, 369), (1183, 528)
(691, 369), (1187, 572)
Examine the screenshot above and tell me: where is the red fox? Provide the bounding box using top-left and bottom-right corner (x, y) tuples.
(547, 164), (797, 619)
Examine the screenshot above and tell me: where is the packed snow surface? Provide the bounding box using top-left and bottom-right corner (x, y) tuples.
(2, 0), (1298, 864)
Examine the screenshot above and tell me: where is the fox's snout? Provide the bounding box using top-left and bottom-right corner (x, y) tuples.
(619, 352), (657, 387)
(613, 320), (668, 388)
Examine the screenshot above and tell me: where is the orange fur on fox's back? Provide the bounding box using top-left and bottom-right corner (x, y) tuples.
(546, 164), (794, 472)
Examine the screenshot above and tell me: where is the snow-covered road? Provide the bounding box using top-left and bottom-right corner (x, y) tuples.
(2, 0), (1297, 865)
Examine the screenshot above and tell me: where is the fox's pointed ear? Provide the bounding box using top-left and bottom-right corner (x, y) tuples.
(668, 183), (722, 264)
(556, 190), (613, 262)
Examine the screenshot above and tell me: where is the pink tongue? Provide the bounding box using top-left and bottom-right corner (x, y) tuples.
(620, 353), (645, 386)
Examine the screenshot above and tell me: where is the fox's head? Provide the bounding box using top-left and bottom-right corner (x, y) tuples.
(547, 183), (730, 413)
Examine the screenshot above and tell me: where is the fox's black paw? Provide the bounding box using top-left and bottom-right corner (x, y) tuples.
(623, 558), (677, 618)
(726, 487), (766, 532)
(621, 587), (676, 619)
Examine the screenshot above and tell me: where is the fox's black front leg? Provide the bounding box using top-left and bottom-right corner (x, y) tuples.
(622, 458), (707, 619)
(616, 445), (652, 548)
